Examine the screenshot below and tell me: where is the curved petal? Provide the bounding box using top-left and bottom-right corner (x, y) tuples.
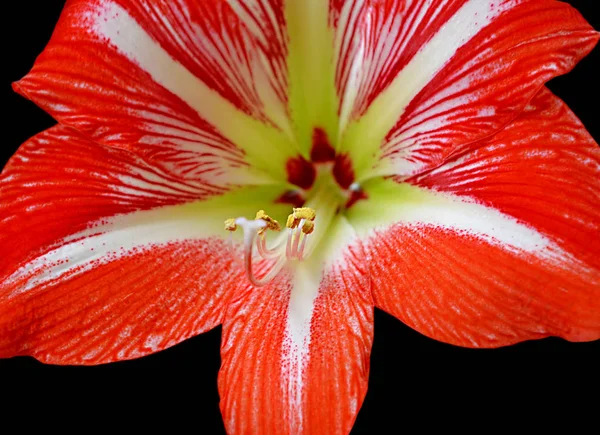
(0, 126), (292, 364)
(339, 0), (599, 179)
(411, 88), (600, 269)
(346, 89), (600, 347)
(335, 0), (468, 134)
(218, 218), (373, 434)
(366, 225), (599, 347)
(14, 0), (297, 183)
(1, 126), (216, 274)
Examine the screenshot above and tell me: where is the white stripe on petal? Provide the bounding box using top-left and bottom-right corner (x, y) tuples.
(364, 0), (508, 136)
(282, 264), (320, 431)
(280, 217), (359, 431)
(348, 180), (579, 265)
(6, 202), (218, 295)
(343, 0), (514, 175)
(6, 184), (294, 296)
(91, 1), (294, 178)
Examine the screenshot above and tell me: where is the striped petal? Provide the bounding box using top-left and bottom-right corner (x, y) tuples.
(338, 0), (599, 179)
(14, 0), (297, 184)
(411, 88), (600, 270)
(346, 88), (600, 347)
(218, 218), (373, 434)
(0, 126), (292, 363)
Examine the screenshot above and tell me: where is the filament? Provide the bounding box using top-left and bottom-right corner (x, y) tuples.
(233, 214), (312, 287)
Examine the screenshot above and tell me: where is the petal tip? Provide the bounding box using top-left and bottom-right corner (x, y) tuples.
(11, 78), (32, 102)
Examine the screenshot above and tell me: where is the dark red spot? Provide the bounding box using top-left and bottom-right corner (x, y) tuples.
(275, 190), (305, 208)
(310, 128), (336, 163)
(345, 188), (368, 209)
(333, 153), (355, 190)
(286, 155), (316, 190)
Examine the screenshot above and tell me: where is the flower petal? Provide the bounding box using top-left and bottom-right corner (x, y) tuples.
(367, 225), (599, 347)
(14, 0), (297, 182)
(218, 218), (373, 434)
(346, 88), (600, 347)
(411, 87), (600, 269)
(339, 0), (599, 179)
(0, 126), (292, 363)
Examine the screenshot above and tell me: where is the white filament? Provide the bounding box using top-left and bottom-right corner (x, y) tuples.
(234, 217), (310, 287)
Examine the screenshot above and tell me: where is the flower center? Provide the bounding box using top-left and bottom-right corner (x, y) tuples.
(225, 169), (347, 286)
(224, 126), (370, 286)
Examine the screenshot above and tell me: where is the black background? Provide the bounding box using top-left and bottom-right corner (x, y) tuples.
(1, 1), (599, 433)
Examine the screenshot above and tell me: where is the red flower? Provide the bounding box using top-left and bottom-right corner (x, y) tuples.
(1, 1), (599, 433)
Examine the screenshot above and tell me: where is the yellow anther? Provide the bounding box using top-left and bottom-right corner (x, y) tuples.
(255, 210), (281, 234)
(293, 207), (316, 221)
(287, 207), (316, 230)
(224, 218), (237, 232)
(286, 214), (300, 229)
(301, 220), (314, 235)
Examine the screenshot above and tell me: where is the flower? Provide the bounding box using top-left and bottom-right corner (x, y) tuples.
(1, 0), (599, 433)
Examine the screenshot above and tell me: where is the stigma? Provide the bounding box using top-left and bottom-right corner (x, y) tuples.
(225, 208), (316, 287)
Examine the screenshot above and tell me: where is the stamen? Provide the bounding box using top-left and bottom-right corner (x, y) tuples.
(286, 206), (316, 230)
(293, 207), (316, 221)
(297, 233), (309, 261)
(286, 214), (300, 229)
(290, 220), (303, 258)
(227, 207), (317, 287)
(257, 233), (283, 259)
(255, 210), (281, 234)
(286, 227), (294, 258)
(234, 217), (281, 287)
(301, 220), (314, 235)
(225, 218), (238, 259)
(224, 218), (237, 232)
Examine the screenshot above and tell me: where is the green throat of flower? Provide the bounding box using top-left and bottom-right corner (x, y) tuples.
(224, 168), (354, 287)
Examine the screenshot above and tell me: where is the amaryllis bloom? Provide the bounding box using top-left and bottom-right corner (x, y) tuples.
(2, 0), (600, 432)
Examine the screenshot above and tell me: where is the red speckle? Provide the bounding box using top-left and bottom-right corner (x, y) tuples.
(310, 128), (336, 163)
(332, 154), (355, 189)
(275, 190), (305, 208)
(286, 155), (316, 190)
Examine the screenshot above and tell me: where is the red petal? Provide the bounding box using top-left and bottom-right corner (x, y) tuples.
(0, 241), (236, 364)
(382, 0), (599, 175)
(218, 249), (373, 433)
(368, 89), (600, 347)
(338, 0), (598, 178)
(369, 227), (599, 347)
(0, 127), (234, 363)
(411, 87), (600, 270)
(1, 126), (218, 275)
(112, 0), (288, 124)
(335, 0), (469, 120)
(14, 0), (292, 182)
